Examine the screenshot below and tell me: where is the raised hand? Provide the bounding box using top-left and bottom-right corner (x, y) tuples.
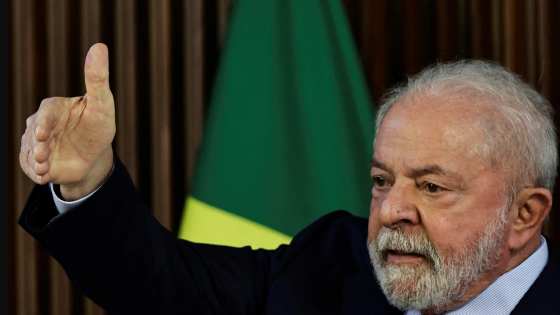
(19, 43), (116, 201)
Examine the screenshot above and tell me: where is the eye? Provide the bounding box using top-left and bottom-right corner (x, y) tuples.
(425, 183), (441, 193)
(372, 176), (388, 187)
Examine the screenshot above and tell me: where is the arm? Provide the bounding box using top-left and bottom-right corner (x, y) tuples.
(18, 43), (272, 314)
(19, 154), (272, 314)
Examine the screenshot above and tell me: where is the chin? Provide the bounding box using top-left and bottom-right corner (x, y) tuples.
(371, 258), (463, 311)
(368, 202), (509, 311)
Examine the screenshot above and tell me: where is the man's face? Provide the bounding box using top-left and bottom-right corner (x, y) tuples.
(367, 97), (512, 312)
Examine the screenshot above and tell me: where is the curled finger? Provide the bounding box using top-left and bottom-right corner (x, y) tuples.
(19, 148), (42, 184)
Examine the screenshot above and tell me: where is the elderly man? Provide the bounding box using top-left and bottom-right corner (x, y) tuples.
(19, 44), (560, 314)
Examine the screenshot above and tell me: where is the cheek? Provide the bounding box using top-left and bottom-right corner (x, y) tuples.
(367, 211), (382, 243)
(369, 191), (384, 214)
(421, 213), (484, 251)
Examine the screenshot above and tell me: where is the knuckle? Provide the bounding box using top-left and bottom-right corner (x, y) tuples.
(39, 98), (51, 108)
(25, 116), (33, 127)
(19, 149), (27, 164)
(22, 166), (31, 178)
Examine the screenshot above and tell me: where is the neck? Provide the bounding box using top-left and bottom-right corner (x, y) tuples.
(419, 276), (500, 314)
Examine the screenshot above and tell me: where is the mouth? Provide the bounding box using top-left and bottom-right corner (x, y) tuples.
(385, 250), (427, 266)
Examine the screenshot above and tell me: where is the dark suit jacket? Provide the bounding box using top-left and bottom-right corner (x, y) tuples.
(19, 155), (560, 314)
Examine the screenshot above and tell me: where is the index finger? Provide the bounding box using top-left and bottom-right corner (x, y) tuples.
(33, 98), (61, 142)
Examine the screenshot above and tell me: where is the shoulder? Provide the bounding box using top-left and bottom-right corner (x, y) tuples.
(270, 210), (371, 276)
(263, 211), (391, 313)
(288, 210), (369, 254)
(297, 210), (368, 236)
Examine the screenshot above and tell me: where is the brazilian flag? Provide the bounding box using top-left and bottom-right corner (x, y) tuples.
(178, 0), (375, 249)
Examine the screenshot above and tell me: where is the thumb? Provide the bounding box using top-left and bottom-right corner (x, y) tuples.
(84, 43), (113, 104)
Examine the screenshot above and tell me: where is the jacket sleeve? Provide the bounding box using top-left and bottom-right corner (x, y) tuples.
(18, 154), (274, 314)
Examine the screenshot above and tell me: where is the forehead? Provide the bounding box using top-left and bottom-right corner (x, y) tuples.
(374, 96), (488, 174)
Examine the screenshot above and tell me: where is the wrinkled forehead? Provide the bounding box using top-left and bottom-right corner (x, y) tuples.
(379, 95), (489, 143)
(374, 95), (504, 175)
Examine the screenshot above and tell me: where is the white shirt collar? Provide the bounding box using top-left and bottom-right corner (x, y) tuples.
(405, 236), (549, 315)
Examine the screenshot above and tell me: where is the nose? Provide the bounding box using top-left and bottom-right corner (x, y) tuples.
(377, 183), (420, 228)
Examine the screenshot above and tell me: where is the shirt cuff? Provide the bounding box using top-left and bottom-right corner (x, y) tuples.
(50, 162), (116, 214)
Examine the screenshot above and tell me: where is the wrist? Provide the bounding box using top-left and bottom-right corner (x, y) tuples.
(60, 148), (114, 201)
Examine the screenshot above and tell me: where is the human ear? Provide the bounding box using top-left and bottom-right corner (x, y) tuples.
(508, 188), (552, 250)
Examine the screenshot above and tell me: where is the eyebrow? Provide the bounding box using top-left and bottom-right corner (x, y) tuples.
(370, 158), (462, 181)
(370, 158), (390, 171)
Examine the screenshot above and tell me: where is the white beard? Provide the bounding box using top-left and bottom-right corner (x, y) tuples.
(368, 205), (507, 311)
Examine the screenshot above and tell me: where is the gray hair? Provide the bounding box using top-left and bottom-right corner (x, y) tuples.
(375, 60), (558, 195)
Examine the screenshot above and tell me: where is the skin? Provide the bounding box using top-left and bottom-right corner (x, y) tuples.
(19, 43), (115, 201)
(368, 96), (552, 314)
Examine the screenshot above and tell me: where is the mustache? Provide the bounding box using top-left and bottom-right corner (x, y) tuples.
(375, 228), (440, 264)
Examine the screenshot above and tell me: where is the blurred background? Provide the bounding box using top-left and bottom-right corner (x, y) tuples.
(8, 0), (560, 314)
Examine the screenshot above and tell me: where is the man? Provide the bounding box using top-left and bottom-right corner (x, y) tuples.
(19, 44), (560, 314)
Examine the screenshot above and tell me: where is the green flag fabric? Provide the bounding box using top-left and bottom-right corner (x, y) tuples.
(178, 0), (375, 249)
